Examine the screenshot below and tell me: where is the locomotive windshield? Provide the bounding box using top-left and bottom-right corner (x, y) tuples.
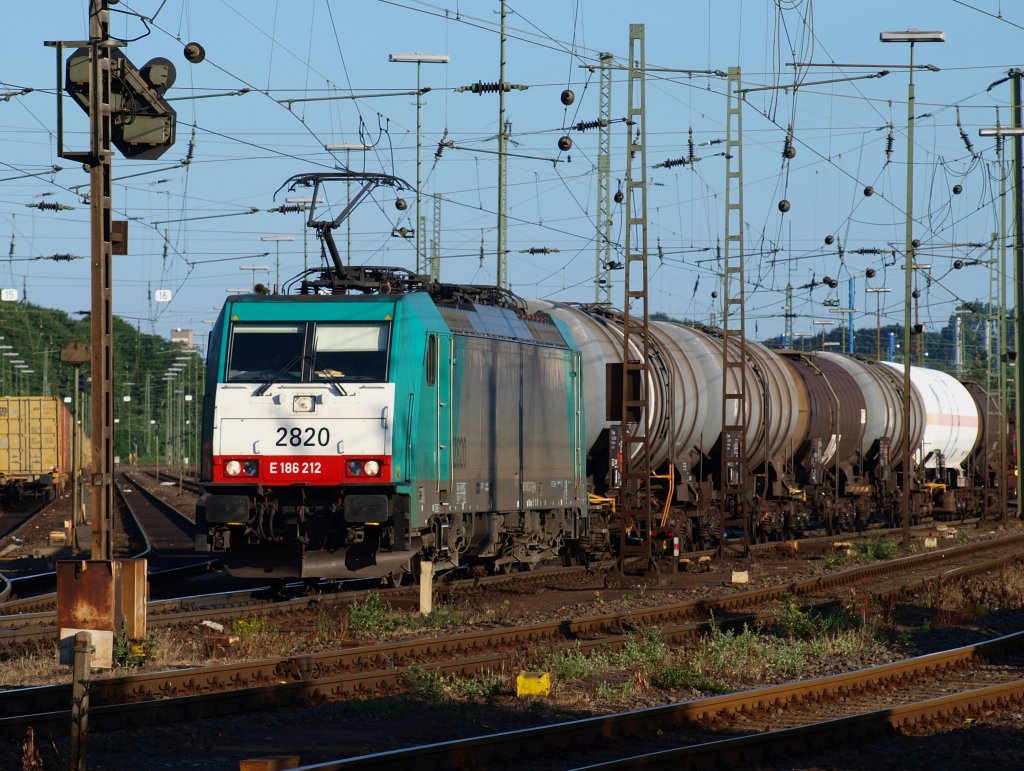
(312, 322), (389, 382)
(227, 323), (305, 382)
(225, 320), (390, 383)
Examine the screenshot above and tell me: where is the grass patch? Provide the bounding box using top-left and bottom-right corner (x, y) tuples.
(400, 667), (506, 704)
(545, 643), (605, 680)
(852, 536), (898, 562)
(401, 666), (447, 700)
(313, 602), (349, 643)
(651, 661), (730, 693)
(348, 594), (401, 636)
(112, 626), (159, 668)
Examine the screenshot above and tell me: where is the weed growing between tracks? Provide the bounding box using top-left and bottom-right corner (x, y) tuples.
(538, 605), (885, 707)
(810, 535), (900, 573)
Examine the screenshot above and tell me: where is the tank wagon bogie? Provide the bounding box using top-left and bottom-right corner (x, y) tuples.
(197, 267), (1012, 581)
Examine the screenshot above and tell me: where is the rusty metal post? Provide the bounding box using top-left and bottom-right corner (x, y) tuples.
(72, 363), (81, 551)
(88, 0), (115, 561)
(70, 630), (93, 771)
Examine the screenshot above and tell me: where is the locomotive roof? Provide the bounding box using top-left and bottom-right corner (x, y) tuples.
(223, 290), (572, 350)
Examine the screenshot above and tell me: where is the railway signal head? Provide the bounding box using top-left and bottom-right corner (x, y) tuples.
(65, 48), (177, 160)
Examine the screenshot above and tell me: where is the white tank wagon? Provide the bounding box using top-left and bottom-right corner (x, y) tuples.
(881, 363), (982, 472)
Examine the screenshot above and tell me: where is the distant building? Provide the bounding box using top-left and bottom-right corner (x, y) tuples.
(170, 328), (194, 349)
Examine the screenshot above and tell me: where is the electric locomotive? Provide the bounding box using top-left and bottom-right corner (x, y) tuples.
(196, 266), (589, 580)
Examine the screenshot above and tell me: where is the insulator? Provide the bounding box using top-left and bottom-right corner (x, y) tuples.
(866, 267), (876, 278)
(395, 197), (407, 211)
(29, 201), (72, 211)
(782, 124), (795, 159)
(688, 127), (696, 162)
(956, 108), (975, 155)
(953, 184), (963, 195)
(824, 235), (835, 245)
(572, 118), (605, 132)
(656, 157), (688, 169)
(560, 88), (575, 106)
(953, 260), (964, 270)
(885, 125), (895, 160)
(558, 135), (573, 151)
(271, 204), (301, 214)
(863, 185), (874, 197)
(958, 126), (975, 155)
(778, 199), (791, 213)
(463, 81), (510, 95)
(183, 41), (206, 64)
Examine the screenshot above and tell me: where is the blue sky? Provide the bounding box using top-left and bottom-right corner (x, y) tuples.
(3, 0), (1023, 352)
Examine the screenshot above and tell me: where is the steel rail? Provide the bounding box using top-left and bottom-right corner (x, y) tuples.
(281, 631), (1024, 770)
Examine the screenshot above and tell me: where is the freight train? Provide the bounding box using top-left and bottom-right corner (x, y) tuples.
(0, 396), (88, 503)
(195, 263), (1009, 582)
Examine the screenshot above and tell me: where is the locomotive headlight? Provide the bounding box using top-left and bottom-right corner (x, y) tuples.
(224, 460), (242, 477)
(293, 395), (315, 413)
(347, 460), (364, 476)
(363, 459), (381, 477)
(242, 460), (259, 477)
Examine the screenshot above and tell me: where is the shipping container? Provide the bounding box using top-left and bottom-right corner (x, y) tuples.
(0, 396), (89, 500)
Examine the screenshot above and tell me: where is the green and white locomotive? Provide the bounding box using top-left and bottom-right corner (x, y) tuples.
(197, 264), (589, 581)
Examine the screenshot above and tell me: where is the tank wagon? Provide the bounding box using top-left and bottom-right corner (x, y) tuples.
(196, 266), (1009, 582)
(530, 303), (1004, 549)
(0, 396), (87, 503)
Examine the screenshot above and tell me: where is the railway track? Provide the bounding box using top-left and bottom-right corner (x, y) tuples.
(140, 467), (203, 496)
(0, 527), (1019, 655)
(288, 631), (1024, 770)
(0, 474), (210, 605)
(0, 532), (1020, 736)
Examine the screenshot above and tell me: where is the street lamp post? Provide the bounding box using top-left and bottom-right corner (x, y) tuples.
(813, 320), (833, 350)
(880, 28), (945, 547)
(260, 235), (295, 294)
(866, 286), (892, 360)
(389, 53), (449, 274)
(239, 264), (270, 291)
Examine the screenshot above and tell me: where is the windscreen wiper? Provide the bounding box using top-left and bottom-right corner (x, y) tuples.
(253, 354), (309, 396)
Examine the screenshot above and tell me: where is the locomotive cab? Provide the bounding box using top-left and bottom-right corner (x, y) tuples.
(198, 297), (414, 579)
